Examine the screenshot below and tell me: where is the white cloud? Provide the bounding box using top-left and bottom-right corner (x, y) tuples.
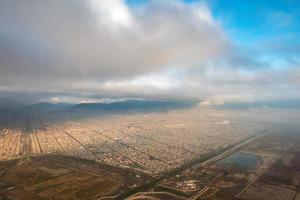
(0, 0), (299, 103)
(0, 0), (227, 85)
(89, 0), (133, 28)
(50, 97), (60, 103)
(198, 101), (211, 107)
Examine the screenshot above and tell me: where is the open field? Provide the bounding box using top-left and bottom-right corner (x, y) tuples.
(0, 155), (149, 200)
(240, 133), (300, 200)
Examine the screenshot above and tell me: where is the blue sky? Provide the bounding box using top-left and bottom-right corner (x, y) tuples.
(211, 0), (300, 46)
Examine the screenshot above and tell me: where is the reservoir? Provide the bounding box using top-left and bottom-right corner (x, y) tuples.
(217, 151), (260, 170)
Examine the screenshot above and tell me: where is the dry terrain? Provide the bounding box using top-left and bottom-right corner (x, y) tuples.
(0, 155), (149, 200)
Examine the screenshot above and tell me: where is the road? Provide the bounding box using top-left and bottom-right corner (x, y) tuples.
(115, 127), (274, 200)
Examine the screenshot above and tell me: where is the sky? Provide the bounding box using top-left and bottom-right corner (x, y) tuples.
(0, 0), (300, 105)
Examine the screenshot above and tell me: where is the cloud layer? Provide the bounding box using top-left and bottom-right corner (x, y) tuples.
(0, 0), (299, 103)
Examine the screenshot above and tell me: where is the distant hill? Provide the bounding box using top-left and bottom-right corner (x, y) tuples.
(6, 98), (300, 120)
(70, 100), (195, 112)
(0, 97), (28, 109)
(24, 102), (73, 112)
(0, 100), (196, 122)
(0, 102), (73, 122)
